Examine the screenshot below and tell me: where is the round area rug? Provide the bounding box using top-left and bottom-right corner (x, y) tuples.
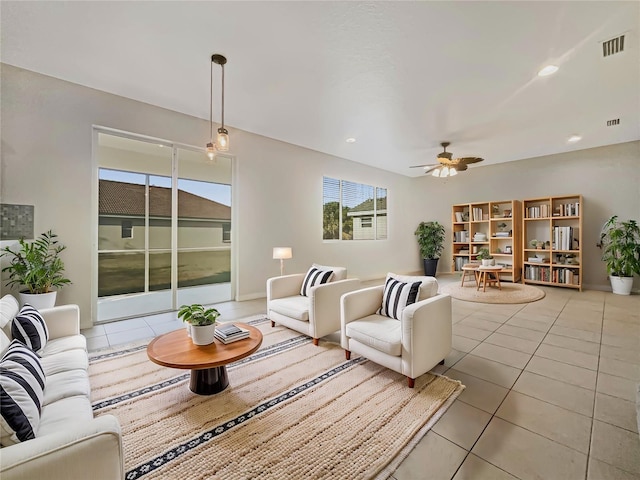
(440, 282), (545, 304)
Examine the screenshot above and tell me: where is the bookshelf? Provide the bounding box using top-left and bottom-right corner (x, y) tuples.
(522, 195), (583, 291)
(452, 200), (522, 282)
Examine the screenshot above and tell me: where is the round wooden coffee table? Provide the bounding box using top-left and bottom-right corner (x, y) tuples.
(477, 266), (503, 292)
(147, 323), (263, 395)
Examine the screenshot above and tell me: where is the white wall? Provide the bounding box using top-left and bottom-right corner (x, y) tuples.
(1, 65), (420, 326)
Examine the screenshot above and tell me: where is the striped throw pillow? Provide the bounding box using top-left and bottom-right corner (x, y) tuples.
(0, 340), (46, 446)
(377, 276), (422, 320)
(300, 267), (334, 296)
(11, 304), (49, 353)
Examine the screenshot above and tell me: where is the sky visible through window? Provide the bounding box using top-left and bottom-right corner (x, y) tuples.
(99, 169), (231, 206)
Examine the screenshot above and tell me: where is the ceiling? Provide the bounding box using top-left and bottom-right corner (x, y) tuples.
(2, 1), (638, 177)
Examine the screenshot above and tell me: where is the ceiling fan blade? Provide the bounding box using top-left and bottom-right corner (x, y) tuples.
(456, 157), (484, 165)
(423, 165), (440, 174)
(409, 163), (438, 168)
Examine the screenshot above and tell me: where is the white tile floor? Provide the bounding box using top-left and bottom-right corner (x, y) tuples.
(82, 275), (640, 480)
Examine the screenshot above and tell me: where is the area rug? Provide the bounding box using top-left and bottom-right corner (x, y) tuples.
(441, 281), (545, 304)
(89, 316), (464, 480)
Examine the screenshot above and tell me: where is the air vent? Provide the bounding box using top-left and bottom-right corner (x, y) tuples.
(607, 119), (620, 127)
(602, 35), (625, 57)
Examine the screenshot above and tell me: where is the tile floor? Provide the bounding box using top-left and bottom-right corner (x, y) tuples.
(82, 275), (640, 480)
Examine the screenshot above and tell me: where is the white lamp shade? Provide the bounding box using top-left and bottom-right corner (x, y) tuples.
(273, 247), (292, 260)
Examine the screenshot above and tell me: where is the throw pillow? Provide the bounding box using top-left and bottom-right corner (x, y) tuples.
(300, 266), (334, 296)
(377, 275), (422, 320)
(11, 304), (49, 353)
(0, 340), (46, 446)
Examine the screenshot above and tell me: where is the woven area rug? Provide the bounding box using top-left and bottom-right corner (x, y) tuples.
(441, 281), (545, 304)
(89, 316), (464, 479)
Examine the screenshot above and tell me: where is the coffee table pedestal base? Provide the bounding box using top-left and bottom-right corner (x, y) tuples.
(190, 366), (229, 395)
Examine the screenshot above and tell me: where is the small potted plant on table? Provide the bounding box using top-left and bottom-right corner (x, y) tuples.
(178, 304), (221, 345)
(476, 248), (495, 266)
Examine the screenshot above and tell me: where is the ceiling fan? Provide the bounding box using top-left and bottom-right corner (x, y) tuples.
(410, 142), (484, 177)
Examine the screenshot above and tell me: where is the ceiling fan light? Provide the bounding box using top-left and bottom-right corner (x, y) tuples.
(441, 166), (450, 177)
(431, 168), (441, 177)
(449, 167), (458, 176)
(538, 65), (559, 77)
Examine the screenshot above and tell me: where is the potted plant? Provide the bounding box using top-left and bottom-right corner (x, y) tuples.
(476, 248), (494, 266)
(529, 239), (539, 249)
(177, 304), (220, 345)
(414, 221), (445, 276)
(1, 230), (71, 309)
(598, 215), (640, 295)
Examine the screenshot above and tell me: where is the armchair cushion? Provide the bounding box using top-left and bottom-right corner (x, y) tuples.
(346, 315), (402, 356)
(377, 275), (422, 320)
(268, 295), (310, 321)
(300, 266), (334, 296)
(0, 340), (45, 446)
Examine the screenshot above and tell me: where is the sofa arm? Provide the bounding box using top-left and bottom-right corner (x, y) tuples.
(308, 278), (361, 339)
(401, 294), (452, 378)
(267, 274), (305, 302)
(0, 415), (124, 480)
(39, 304), (80, 340)
(340, 285), (384, 350)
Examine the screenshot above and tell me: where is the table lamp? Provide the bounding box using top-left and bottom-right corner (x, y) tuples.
(273, 247), (292, 276)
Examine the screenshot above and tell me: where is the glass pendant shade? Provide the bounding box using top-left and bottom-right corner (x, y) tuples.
(431, 168), (441, 177)
(216, 128), (229, 151)
(449, 167), (458, 176)
(205, 53), (229, 159)
(206, 142), (216, 160)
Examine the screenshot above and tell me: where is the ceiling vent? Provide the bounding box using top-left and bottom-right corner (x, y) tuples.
(607, 119), (620, 127)
(602, 35), (625, 57)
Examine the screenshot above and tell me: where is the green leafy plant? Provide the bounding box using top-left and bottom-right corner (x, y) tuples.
(529, 239), (539, 248)
(598, 215), (640, 277)
(476, 248), (493, 260)
(177, 304), (220, 326)
(414, 221), (445, 259)
(1, 230), (71, 294)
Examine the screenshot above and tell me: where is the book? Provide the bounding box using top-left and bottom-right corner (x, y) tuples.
(216, 323), (244, 337)
(215, 323), (250, 344)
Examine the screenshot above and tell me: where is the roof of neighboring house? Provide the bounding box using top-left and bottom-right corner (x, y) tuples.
(348, 197), (387, 215)
(99, 180), (231, 220)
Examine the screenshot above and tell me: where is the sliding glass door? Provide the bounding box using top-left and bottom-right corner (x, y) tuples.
(96, 132), (232, 322)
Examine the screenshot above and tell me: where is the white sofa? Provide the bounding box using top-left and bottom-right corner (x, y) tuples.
(340, 276), (452, 387)
(0, 294), (124, 480)
(267, 265), (361, 345)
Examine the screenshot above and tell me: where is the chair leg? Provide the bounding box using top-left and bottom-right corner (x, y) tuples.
(345, 350), (351, 360)
(439, 359), (445, 365)
(270, 320), (275, 327)
(407, 377), (415, 388)
(312, 338), (319, 346)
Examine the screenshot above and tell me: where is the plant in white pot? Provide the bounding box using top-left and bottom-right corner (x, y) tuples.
(598, 215), (640, 295)
(476, 248), (495, 266)
(178, 304), (220, 345)
(1, 230), (71, 309)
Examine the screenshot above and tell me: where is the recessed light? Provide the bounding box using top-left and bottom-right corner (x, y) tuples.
(538, 65), (559, 77)
(568, 135), (582, 143)
(345, 138), (356, 143)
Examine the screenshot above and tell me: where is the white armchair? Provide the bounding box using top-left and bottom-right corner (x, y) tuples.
(340, 275), (452, 387)
(267, 264), (361, 345)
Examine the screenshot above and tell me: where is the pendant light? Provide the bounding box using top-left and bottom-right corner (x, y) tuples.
(206, 53), (229, 160)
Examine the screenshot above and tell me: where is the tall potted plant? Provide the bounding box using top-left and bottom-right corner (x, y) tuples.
(1, 230), (71, 308)
(598, 215), (640, 295)
(414, 221), (445, 276)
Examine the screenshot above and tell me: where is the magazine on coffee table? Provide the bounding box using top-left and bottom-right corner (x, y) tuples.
(215, 323), (250, 344)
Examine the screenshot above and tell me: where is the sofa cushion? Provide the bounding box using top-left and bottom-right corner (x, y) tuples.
(43, 369), (90, 406)
(346, 315), (402, 356)
(0, 294), (19, 330)
(41, 335), (87, 356)
(41, 349), (89, 376)
(12, 304), (49, 353)
(377, 275), (422, 320)
(37, 395), (94, 438)
(300, 266), (334, 296)
(386, 273), (439, 301)
(269, 296), (310, 321)
(0, 340), (46, 446)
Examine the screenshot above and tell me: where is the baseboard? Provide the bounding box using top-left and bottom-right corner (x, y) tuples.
(235, 292), (266, 302)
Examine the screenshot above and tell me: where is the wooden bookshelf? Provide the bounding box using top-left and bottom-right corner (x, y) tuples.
(522, 195), (583, 291)
(452, 200), (522, 282)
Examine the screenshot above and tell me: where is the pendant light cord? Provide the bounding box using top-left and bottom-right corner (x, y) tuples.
(210, 60), (213, 142)
(220, 63), (225, 129)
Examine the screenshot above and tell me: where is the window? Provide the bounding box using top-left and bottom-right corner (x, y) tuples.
(322, 177), (387, 240)
(222, 223), (231, 243)
(121, 220), (133, 238)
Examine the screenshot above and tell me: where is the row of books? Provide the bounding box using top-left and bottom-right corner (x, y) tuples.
(454, 256), (470, 271)
(525, 265), (551, 282)
(554, 226), (577, 250)
(453, 230), (469, 242)
(554, 203), (579, 217)
(554, 268), (580, 285)
(526, 204), (550, 218)
(471, 207), (485, 222)
(215, 323), (250, 344)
